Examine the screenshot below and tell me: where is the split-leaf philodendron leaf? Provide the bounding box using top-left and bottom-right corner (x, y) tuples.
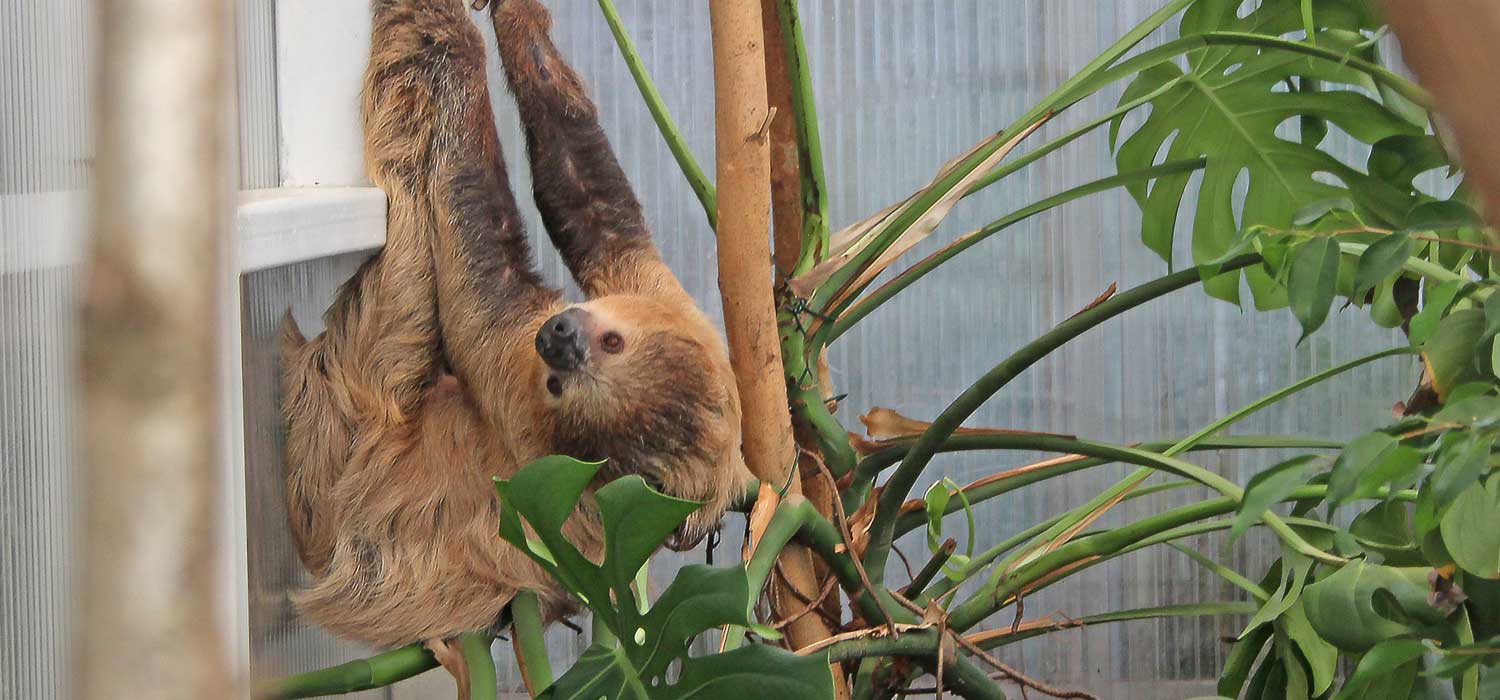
(1111, 0), (1420, 307)
(494, 457), (834, 700)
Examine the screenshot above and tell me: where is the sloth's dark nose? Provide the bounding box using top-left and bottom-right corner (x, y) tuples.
(536, 309), (586, 371)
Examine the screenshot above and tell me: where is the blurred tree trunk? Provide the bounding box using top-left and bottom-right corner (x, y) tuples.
(1385, 0), (1500, 232)
(78, 0), (234, 699)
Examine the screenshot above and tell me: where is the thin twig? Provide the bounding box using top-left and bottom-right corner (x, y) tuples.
(816, 452), (901, 638)
(772, 575), (841, 630)
(952, 635), (1097, 700)
(893, 543), (917, 582)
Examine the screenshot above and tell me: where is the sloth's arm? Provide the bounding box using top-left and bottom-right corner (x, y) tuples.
(489, 1), (685, 301)
(367, 0), (557, 404)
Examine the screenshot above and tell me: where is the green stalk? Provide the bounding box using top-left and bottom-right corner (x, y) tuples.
(829, 158), (1209, 343)
(253, 644), (438, 699)
(916, 481), (1195, 605)
(880, 434), (1340, 537)
(773, 0), (830, 270)
(511, 591), (552, 694)
(974, 601), (1258, 650)
(962, 76), (1184, 198)
(948, 486), (1419, 632)
(459, 632), (498, 700)
(900, 538), (957, 600)
(597, 0), (716, 229)
(1336, 241), (1493, 300)
(860, 255), (1261, 586)
(1000, 346), (1412, 575)
(807, 0), (1199, 321)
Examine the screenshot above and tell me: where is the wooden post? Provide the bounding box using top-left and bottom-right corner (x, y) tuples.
(78, 0), (235, 698)
(710, 0), (838, 676)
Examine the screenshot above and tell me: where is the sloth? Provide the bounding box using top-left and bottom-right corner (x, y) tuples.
(278, 0), (752, 651)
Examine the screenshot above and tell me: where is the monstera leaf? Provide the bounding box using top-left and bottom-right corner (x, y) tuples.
(493, 457), (833, 700)
(1111, 0), (1422, 307)
(1301, 560), (1449, 652)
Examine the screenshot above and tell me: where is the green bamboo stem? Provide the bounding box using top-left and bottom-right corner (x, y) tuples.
(827, 158), (1210, 343)
(773, 0), (830, 271)
(460, 632), (498, 700)
(253, 644), (438, 699)
(597, 0), (716, 229)
(511, 591), (552, 694)
(860, 255), (1261, 586)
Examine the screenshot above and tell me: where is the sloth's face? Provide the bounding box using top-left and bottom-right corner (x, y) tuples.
(535, 295), (753, 549)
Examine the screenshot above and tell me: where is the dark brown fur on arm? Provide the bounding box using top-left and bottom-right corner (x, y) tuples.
(489, 1), (683, 300)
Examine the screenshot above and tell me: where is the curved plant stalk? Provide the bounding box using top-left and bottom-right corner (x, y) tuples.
(1337, 241), (1493, 300)
(597, 0), (716, 229)
(961, 75), (1184, 198)
(968, 601), (1258, 650)
(253, 644), (439, 700)
(946, 487), (1417, 633)
(460, 632), (498, 700)
(828, 158), (1209, 342)
(511, 591), (553, 696)
(1000, 346), (1412, 575)
(917, 481), (1196, 606)
(859, 255), (1261, 585)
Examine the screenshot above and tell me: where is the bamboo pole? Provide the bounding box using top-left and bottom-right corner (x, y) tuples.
(1384, 0), (1500, 229)
(710, 1), (838, 680)
(78, 0), (234, 699)
(710, 0), (794, 495)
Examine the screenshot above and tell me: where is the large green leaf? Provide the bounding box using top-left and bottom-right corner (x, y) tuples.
(1111, 0), (1419, 306)
(1441, 477), (1500, 579)
(1332, 639), (1426, 700)
(496, 457), (833, 700)
(1302, 560), (1446, 652)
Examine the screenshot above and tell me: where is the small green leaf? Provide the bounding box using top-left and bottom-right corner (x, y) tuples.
(1409, 278), (1464, 345)
(1284, 600), (1339, 695)
(1331, 639), (1427, 700)
(1294, 197), (1357, 226)
(1404, 199), (1484, 234)
(1353, 233), (1412, 301)
(1242, 552), (1314, 638)
(1441, 477), (1500, 579)
(1236, 456), (1318, 540)
(1289, 238), (1342, 342)
(1424, 309), (1490, 400)
(596, 476), (703, 596)
(1219, 623), (1273, 698)
(1430, 432), (1498, 517)
(1329, 432), (1422, 505)
(1370, 277), (1405, 328)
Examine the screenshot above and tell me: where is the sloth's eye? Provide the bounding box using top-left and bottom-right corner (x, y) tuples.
(600, 331), (624, 354)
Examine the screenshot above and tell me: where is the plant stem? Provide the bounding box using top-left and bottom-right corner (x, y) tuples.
(511, 591), (552, 694)
(597, 0), (716, 229)
(774, 0), (830, 271)
(901, 538), (957, 600)
(459, 632), (498, 700)
(1004, 345), (1413, 572)
(829, 158), (1209, 343)
(861, 256), (1261, 586)
(253, 644), (438, 700)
